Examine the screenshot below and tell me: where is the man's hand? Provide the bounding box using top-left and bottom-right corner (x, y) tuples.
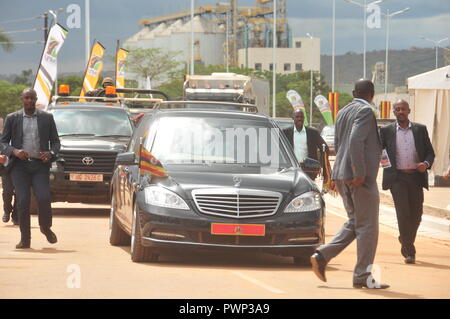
(416, 162), (428, 173)
(39, 151), (52, 163)
(13, 149), (29, 160)
(352, 176), (365, 187)
(0, 155), (7, 164)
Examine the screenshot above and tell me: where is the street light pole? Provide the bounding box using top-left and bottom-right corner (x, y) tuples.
(332, 0), (335, 92)
(191, 0), (195, 75)
(272, 0), (277, 117)
(343, 0), (383, 79)
(383, 7), (410, 101)
(307, 33), (314, 125)
(420, 36), (450, 69)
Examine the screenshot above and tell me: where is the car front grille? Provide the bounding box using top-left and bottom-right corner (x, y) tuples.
(192, 188), (282, 219)
(59, 151), (118, 173)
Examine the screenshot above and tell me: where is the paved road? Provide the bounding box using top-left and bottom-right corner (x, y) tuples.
(1, 200), (450, 299)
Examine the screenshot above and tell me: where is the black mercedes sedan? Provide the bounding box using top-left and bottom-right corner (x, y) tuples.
(109, 102), (325, 264)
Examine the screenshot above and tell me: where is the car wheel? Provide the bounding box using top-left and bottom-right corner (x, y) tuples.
(130, 201), (159, 263)
(109, 195), (130, 246)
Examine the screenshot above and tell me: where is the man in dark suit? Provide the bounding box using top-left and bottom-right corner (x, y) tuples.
(282, 109), (330, 180)
(1, 158), (18, 225)
(310, 79), (389, 289)
(380, 99), (435, 264)
(1, 88), (60, 249)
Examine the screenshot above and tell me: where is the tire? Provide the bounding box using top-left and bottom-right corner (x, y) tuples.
(130, 201), (159, 262)
(109, 196), (130, 246)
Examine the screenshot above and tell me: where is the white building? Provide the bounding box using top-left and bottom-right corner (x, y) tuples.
(237, 37), (320, 74)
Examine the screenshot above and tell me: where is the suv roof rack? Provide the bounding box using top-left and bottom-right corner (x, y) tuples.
(152, 100), (259, 113)
(49, 95), (164, 108)
(116, 88), (170, 100)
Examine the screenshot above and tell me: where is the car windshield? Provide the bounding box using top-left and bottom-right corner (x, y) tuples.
(51, 110), (133, 137)
(147, 115), (292, 172)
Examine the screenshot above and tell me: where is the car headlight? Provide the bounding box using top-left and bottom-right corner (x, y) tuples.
(144, 186), (189, 210)
(284, 191), (322, 213)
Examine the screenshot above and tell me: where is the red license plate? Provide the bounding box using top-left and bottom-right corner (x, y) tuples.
(211, 223), (265, 236)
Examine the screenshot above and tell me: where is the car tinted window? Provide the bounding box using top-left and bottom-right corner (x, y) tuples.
(147, 115), (292, 171)
(52, 110), (133, 137)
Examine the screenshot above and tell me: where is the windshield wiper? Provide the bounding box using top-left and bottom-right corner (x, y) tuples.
(59, 133), (96, 137)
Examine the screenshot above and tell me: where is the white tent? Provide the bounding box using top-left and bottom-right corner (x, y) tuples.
(408, 65), (450, 183)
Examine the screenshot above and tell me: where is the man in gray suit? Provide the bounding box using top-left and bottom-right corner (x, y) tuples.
(310, 79), (389, 289)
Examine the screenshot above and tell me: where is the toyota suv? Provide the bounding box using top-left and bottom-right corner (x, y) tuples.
(47, 102), (133, 204)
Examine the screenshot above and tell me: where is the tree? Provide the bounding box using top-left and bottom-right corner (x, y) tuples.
(0, 81), (26, 118)
(124, 47), (182, 85)
(0, 29), (14, 52)
(13, 69), (34, 86)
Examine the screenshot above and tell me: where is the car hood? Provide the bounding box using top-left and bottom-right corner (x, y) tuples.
(59, 137), (129, 152)
(157, 169), (318, 199)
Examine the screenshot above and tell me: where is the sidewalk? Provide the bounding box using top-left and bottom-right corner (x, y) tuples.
(375, 167), (450, 220)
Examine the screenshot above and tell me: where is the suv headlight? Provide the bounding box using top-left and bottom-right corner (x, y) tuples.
(144, 186), (189, 210)
(284, 191), (322, 213)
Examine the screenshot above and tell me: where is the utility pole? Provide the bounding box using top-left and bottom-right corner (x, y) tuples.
(43, 12), (48, 41)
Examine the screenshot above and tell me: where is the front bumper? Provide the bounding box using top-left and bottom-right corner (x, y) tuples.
(137, 199), (324, 257)
(49, 170), (112, 204)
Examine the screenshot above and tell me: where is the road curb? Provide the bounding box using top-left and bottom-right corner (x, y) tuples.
(379, 191), (450, 221)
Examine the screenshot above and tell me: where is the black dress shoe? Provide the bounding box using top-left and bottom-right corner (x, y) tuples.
(353, 282), (390, 289)
(40, 227), (57, 244)
(405, 255), (415, 264)
(16, 240), (31, 249)
(12, 218), (19, 226)
(2, 213), (10, 223)
(310, 251), (327, 282)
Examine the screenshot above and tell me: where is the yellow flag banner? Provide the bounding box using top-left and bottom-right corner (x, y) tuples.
(115, 48), (128, 97)
(33, 23), (68, 106)
(79, 41), (105, 100)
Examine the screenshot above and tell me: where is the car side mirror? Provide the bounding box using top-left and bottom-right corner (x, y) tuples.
(116, 152), (135, 165)
(302, 157), (321, 172)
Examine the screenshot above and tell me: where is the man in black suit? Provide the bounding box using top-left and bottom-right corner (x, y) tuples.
(380, 99), (435, 264)
(282, 109), (330, 180)
(1, 88), (60, 249)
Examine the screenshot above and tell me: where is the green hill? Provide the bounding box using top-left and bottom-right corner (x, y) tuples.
(321, 47), (448, 91)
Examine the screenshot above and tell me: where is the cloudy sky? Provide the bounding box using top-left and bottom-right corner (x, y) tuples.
(0, 0), (449, 74)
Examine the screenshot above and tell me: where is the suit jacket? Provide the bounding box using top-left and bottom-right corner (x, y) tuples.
(282, 126), (329, 162)
(0, 108), (60, 165)
(380, 121), (435, 190)
(332, 100), (382, 183)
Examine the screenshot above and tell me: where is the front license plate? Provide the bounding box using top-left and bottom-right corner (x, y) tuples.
(211, 223), (265, 236)
(69, 173), (103, 182)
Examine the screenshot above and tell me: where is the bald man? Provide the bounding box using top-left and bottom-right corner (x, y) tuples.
(310, 79), (389, 289)
(1, 88), (60, 249)
(380, 100), (435, 264)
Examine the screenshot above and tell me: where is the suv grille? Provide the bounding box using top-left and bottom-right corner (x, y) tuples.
(59, 151), (118, 173)
(192, 188), (282, 219)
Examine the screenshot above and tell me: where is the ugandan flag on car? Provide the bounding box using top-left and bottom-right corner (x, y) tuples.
(139, 146), (168, 178)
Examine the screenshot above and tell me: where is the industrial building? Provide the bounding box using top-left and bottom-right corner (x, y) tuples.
(124, 0), (320, 75)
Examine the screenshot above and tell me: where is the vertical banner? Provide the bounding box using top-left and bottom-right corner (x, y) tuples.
(115, 47), (128, 97)
(328, 92), (340, 123)
(286, 90), (308, 126)
(33, 23), (68, 106)
(314, 95), (334, 126)
(79, 41), (105, 100)
(380, 101), (391, 119)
